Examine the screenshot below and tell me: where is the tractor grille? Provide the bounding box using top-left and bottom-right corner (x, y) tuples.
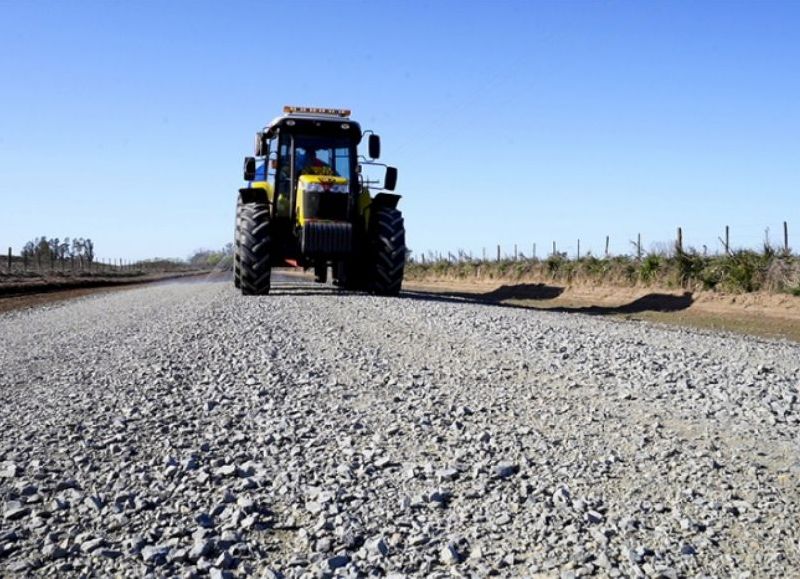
(302, 191), (349, 222)
(301, 222), (352, 256)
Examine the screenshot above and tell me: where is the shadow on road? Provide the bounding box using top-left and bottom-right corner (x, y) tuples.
(400, 285), (694, 317)
(260, 278), (695, 318)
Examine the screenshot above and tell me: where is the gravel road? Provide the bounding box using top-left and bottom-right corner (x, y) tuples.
(1, 277), (799, 578)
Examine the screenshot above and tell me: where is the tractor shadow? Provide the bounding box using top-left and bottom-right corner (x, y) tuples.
(262, 278), (694, 317)
(268, 281), (342, 296)
(400, 284), (694, 317)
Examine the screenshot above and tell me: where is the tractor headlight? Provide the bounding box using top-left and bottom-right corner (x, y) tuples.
(303, 183), (348, 193)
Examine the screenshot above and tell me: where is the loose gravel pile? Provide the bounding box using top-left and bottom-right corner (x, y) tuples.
(1, 278), (799, 578)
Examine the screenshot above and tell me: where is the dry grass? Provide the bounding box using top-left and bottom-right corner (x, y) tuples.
(408, 250), (800, 296)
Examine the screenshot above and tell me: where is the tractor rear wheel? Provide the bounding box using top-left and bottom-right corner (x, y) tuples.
(369, 207), (406, 296)
(233, 199), (243, 288)
(239, 203), (272, 295)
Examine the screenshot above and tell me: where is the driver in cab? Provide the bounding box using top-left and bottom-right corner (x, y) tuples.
(297, 148), (335, 176)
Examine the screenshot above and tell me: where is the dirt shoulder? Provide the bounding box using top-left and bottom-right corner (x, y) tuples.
(0, 271), (214, 314)
(403, 276), (800, 342)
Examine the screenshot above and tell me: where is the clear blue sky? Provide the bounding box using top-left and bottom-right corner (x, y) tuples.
(1, 1), (798, 261)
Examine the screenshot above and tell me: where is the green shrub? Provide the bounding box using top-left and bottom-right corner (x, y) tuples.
(674, 249), (706, 287)
(639, 254), (662, 282)
(545, 255), (563, 276)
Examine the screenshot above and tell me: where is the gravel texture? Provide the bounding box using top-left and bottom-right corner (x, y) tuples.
(1, 277), (799, 577)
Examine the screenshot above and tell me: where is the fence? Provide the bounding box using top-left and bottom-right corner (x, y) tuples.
(413, 222), (793, 264)
(1, 248), (148, 275)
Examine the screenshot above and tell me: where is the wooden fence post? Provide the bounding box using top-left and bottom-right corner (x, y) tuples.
(552, 241), (556, 257)
(577, 239), (581, 260)
(7, 247), (11, 272)
(605, 236), (609, 258)
(637, 234), (642, 260)
(784, 221), (789, 253)
(725, 225), (730, 254)
(533, 243), (536, 259)
(677, 227), (683, 254)
(514, 244), (517, 261)
(496, 245), (500, 261)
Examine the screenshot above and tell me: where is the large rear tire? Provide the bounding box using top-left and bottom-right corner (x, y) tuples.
(369, 207), (405, 296)
(233, 199), (243, 289)
(239, 203), (272, 295)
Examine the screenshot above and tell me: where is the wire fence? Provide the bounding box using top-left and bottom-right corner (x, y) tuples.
(412, 222), (793, 264)
(1, 248), (152, 275)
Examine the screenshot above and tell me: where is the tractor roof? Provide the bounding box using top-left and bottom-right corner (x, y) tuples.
(264, 106), (362, 142)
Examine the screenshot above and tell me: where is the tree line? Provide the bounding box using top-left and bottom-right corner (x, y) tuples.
(21, 236), (95, 265)
(187, 243), (234, 268)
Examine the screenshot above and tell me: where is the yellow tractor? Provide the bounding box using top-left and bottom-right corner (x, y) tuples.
(234, 106), (405, 296)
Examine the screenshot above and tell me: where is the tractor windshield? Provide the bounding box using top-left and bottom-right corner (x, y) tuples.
(293, 136), (352, 179)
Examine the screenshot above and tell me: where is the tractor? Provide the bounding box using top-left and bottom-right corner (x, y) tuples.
(234, 106), (405, 296)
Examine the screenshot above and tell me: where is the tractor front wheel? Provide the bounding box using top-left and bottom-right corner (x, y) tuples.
(369, 207), (406, 296)
(239, 203), (272, 295)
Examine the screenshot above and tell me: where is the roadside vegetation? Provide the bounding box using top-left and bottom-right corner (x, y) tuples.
(1, 237), (233, 281)
(407, 245), (800, 296)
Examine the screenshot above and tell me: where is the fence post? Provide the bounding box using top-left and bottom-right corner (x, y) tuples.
(577, 239), (581, 260)
(605, 236), (609, 258)
(784, 221), (789, 253)
(533, 243), (536, 259)
(514, 244), (517, 261)
(496, 245), (500, 261)
(725, 225), (730, 254)
(677, 227), (683, 254)
(7, 247), (10, 272)
(552, 241), (556, 257)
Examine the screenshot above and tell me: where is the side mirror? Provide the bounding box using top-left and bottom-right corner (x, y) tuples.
(254, 132), (266, 156)
(368, 134), (381, 160)
(384, 166), (398, 191)
(243, 157), (256, 181)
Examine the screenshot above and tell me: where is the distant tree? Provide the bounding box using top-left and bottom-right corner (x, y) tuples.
(18, 234), (97, 269)
(49, 237), (60, 259)
(37, 238), (51, 260)
(188, 245), (233, 269)
(21, 241), (35, 258)
(59, 237), (71, 260)
(84, 238), (94, 263)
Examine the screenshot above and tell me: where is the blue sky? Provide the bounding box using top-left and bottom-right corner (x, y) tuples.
(1, 1), (798, 261)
